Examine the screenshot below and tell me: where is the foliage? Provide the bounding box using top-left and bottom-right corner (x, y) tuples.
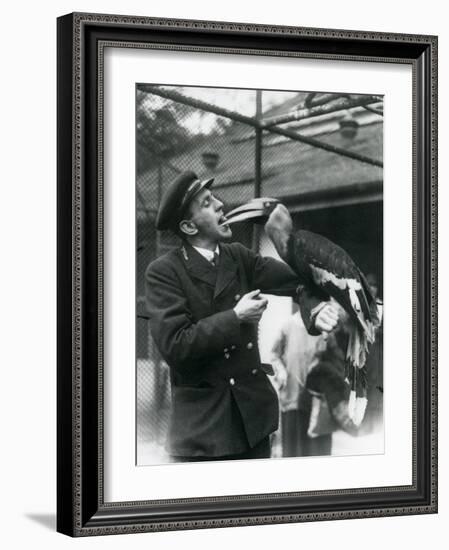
(136, 88), (231, 175)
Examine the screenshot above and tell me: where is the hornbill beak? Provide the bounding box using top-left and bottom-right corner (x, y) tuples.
(220, 197), (280, 226)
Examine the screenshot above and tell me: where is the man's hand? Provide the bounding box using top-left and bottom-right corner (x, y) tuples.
(233, 289), (268, 323)
(272, 360), (288, 392)
(314, 303), (339, 333)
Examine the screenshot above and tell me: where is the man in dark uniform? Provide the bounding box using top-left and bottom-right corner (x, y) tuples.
(145, 171), (338, 462)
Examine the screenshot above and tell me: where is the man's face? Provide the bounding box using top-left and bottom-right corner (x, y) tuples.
(182, 188), (232, 243)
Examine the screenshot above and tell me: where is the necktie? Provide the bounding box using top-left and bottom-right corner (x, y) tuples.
(211, 252), (219, 267)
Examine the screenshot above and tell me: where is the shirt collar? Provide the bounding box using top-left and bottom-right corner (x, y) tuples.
(192, 245), (220, 263)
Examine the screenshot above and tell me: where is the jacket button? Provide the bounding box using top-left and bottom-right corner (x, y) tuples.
(229, 377), (235, 385)
(224, 348), (229, 353)
(247, 342), (253, 349)
(252, 369), (257, 375)
(225, 353), (230, 359)
(235, 294), (241, 301)
(231, 345), (236, 350)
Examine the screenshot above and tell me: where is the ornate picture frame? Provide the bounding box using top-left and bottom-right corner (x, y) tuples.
(57, 12), (437, 536)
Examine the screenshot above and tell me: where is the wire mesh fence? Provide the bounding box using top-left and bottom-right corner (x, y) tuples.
(136, 85), (384, 464)
(136, 87), (262, 463)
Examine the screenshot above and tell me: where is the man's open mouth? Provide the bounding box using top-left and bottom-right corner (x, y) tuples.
(219, 215), (229, 227)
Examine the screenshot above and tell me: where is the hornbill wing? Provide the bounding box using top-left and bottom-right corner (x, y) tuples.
(290, 230), (359, 279)
(357, 267), (381, 326)
(288, 230), (376, 332)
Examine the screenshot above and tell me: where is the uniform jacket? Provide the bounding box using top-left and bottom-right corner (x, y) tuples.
(145, 241), (320, 457)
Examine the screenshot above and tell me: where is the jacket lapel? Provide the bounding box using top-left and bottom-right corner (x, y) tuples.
(214, 245), (238, 299)
(181, 244), (217, 287)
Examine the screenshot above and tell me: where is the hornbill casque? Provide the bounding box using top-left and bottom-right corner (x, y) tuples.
(222, 198), (381, 432)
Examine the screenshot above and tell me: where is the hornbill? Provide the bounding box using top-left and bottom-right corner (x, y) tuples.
(222, 198), (381, 429)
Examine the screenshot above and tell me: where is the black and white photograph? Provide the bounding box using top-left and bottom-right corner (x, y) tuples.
(1, 0), (443, 545)
(56, 13), (436, 530)
(136, 84), (384, 466)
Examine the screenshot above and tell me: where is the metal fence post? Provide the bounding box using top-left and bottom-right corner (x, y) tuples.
(253, 90), (263, 251)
